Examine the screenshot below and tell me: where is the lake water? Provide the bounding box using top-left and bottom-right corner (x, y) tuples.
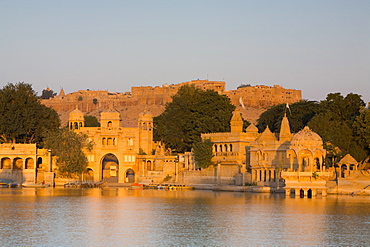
(0, 188), (369, 247)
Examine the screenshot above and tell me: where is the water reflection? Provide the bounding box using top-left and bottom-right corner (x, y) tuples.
(0, 188), (369, 246)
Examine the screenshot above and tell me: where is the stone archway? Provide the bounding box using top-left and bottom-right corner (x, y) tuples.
(25, 158), (34, 169)
(126, 168), (135, 183)
(102, 153), (119, 183)
(1, 158), (11, 169)
(13, 158), (23, 170)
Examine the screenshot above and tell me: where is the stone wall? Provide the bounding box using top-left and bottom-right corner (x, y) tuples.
(42, 79), (301, 126)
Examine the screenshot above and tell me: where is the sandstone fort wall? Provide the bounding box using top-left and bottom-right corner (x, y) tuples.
(41, 79), (301, 125)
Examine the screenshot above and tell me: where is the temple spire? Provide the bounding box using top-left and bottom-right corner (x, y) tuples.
(230, 109), (243, 132)
(279, 112), (292, 141)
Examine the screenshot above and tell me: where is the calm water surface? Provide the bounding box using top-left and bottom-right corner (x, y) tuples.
(0, 188), (369, 247)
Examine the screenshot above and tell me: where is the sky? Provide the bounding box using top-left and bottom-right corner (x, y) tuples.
(1, 0), (369, 103)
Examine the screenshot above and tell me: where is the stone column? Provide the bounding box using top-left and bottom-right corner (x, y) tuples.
(298, 159), (302, 172)
(312, 189), (317, 197)
(303, 189), (308, 197)
(175, 161), (178, 183)
(285, 188), (291, 196)
(289, 156), (294, 171)
(48, 149), (52, 172)
(217, 163), (221, 185)
(294, 188), (299, 197)
(322, 189), (327, 197)
(142, 159), (145, 177)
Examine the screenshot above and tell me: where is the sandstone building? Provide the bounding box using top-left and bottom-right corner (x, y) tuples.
(197, 110), (333, 196)
(0, 144), (52, 184)
(67, 107), (190, 184)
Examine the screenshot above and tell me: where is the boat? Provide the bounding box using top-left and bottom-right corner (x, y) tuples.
(22, 183), (50, 188)
(168, 184), (194, 190)
(144, 184), (159, 189)
(64, 182), (107, 188)
(0, 179), (19, 188)
(144, 184), (194, 190)
(131, 183), (144, 189)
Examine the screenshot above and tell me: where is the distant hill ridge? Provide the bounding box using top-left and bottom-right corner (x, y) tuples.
(41, 79), (301, 127)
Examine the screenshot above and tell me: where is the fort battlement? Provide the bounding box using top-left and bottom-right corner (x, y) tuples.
(41, 79), (301, 125)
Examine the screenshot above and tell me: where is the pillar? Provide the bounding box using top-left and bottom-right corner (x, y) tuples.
(322, 189), (327, 197)
(294, 188), (299, 197)
(175, 161), (178, 182)
(289, 157), (294, 171)
(312, 189), (317, 197)
(285, 188), (291, 196)
(48, 150), (52, 172)
(217, 163), (221, 185)
(141, 160), (145, 177)
(303, 189), (308, 197)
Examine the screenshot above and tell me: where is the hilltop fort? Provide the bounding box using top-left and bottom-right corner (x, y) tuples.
(41, 79), (301, 126)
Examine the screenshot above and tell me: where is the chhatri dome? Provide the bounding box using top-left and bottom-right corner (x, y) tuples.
(291, 126), (323, 147)
(69, 107), (84, 121)
(138, 110), (154, 122)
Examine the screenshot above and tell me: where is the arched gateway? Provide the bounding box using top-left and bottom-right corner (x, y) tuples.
(102, 153), (119, 183)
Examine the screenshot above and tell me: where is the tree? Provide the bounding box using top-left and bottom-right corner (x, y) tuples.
(308, 93), (367, 162)
(154, 85), (238, 153)
(353, 107), (370, 154)
(40, 88), (56, 99)
(193, 139), (214, 168)
(93, 98), (98, 105)
(84, 115), (100, 127)
(257, 100), (320, 133)
(320, 93), (365, 124)
(237, 84), (251, 89)
(0, 82), (60, 143)
(43, 128), (93, 180)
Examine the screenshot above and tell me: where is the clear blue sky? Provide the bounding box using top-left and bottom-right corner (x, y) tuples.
(1, 0), (369, 103)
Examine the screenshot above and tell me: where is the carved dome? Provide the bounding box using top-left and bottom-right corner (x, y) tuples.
(102, 107), (119, 113)
(69, 107), (84, 121)
(138, 111), (153, 121)
(291, 126), (322, 146)
(100, 107), (120, 121)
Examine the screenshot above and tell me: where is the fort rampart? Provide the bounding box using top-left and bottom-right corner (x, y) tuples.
(42, 79), (301, 113)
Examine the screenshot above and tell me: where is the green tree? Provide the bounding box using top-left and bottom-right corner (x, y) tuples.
(237, 84), (251, 89)
(84, 115), (100, 127)
(40, 88), (56, 99)
(43, 128), (93, 180)
(193, 139), (214, 168)
(353, 107), (370, 154)
(320, 93), (365, 124)
(308, 93), (367, 162)
(0, 82), (60, 143)
(257, 100), (320, 133)
(154, 84), (237, 153)
(93, 98), (98, 105)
